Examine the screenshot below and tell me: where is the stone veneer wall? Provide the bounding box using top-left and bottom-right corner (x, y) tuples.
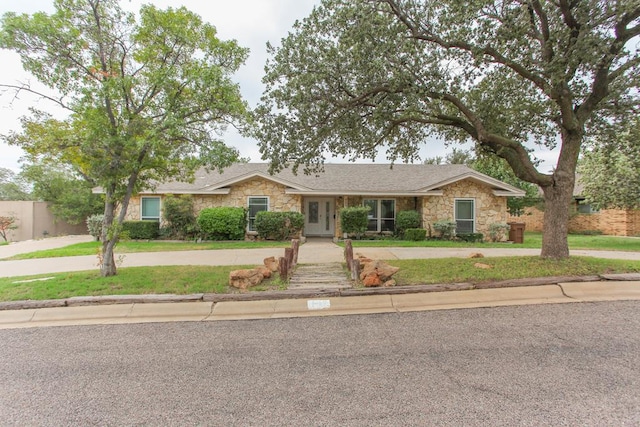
(508, 206), (640, 236)
(126, 178), (302, 223)
(422, 180), (508, 237)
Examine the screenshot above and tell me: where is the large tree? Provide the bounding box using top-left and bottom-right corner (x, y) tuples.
(255, 0), (640, 259)
(1, 0), (249, 275)
(0, 167), (31, 201)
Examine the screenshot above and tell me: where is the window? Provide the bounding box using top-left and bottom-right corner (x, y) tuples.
(455, 199), (475, 234)
(141, 197), (161, 221)
(248, 196), (269, 231)
(364, 199), (395, 232)
(577, 200), (599, 214)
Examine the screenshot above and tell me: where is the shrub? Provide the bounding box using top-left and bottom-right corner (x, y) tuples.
(340, 206), (370, 238)
(457, 233), (484, 243)
(163, 194), (197, 239)
(432, 219), (457, 240)
(396, 210), (421, 237)
(404, 228), (427, 241)
(488, 222), (510, 242)
(86, 214), (104, 241)
(197, 207), (246, 240)
(255, 211), (304, 240)
(122, 220), (159, 240)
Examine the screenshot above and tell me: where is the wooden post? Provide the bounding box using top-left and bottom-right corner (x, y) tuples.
(291, 239), (300, 266)
(279, 256), (289, 281)
(285, 247), (293, 271)
(351, 258), (360, 283)
(345, 239), (353, 271)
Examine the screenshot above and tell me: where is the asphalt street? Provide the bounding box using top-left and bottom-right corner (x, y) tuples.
(1, 301), (639, 426)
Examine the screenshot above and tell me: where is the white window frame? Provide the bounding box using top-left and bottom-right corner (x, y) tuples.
(247, 196), (269, 232)
(141, 196), (161, 221)
(363, 198), (396, 232)
(454, 198), (475, 234)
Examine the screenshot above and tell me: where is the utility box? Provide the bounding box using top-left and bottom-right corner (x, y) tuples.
(508, 222), (526, 244)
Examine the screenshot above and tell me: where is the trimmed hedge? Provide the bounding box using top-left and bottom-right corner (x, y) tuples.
(86, 214), (104, 241)
(404, 228), (427, 241)
(122, 220), (159, 240)
(197, 207), (246, 240)
(255, 211), (304, 240)
(340, 206), (369, 236)
(432, 219), (457, 240)
(396, 210), (421, 237)
(457, 233), (484, 243)
(162, 194), (197, 239)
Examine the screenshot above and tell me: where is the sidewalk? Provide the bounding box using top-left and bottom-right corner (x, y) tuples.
(1, 280), (639, 329)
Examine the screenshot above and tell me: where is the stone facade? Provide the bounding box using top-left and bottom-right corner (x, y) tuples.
(126, 178), (302, 223)
(422, 180), (508, 237)
(509, 205), (640, 236)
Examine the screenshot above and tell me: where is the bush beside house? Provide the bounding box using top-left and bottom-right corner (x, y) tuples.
(197, 207), (246, 240)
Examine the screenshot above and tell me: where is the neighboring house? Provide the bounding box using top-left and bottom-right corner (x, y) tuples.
(126, 163), (525, 239)
(508, 176), (640, 236)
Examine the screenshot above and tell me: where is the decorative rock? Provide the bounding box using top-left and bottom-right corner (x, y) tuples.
(468, 252), (484, 258)
(383, 279), (396, 287)
(474, 262), (493, 269)
(358, 258), (400, 287)
(263, 256), (279, 272)
(256, 266), (272, 279)
(363, 274), (382, 287)
(229, 269), (264, 290)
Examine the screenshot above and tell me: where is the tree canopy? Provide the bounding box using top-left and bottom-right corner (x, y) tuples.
(255, 0), (640, 258)
(0, 167), (31, 201)
(1, 0), (249, 275)
(578, 118), (640, 210)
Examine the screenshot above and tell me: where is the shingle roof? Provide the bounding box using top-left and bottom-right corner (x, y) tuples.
(149, 163), (525, 195)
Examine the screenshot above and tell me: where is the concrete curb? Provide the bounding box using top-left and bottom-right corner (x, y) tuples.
(1, 273), (639, 311)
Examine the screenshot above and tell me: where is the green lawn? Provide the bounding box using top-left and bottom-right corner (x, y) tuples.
(347, 232), (640, 252)
(6, 240), (292, 260)
(1, 256), (638, 302)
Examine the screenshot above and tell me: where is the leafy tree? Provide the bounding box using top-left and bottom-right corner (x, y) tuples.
(20, 161), (103, 224)
(1, 0), (249, 275)
(0, 167), (31, 201)
(255, 0), (640, 259)
(470, 155), (540, 216)
(424, 148), (474, 165)
(578, 119), (640, 210)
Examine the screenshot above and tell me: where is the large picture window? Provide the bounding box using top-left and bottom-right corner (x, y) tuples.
(248, 196), (269, 231)
(141, 197), (161, 221)
(364, 199), (395, 232)
(455, 199), (475, 234)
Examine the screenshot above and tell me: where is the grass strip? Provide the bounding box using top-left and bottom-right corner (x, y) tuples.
(0, 257), (638, 302)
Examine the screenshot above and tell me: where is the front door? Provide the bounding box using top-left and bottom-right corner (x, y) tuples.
(305, 198), (335, 236)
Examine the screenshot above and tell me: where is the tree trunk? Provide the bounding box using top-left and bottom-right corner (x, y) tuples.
(100, 192), (118, 277)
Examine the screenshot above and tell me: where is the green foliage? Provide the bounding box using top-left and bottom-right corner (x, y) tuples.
(488, 222), (511, 242)
(254, 211), (304, 240)
(457, 233), (484, 243)
(340, 206), (369, 237)
(579, 118), (640, 210)
(20, 161), (102, 224)
(396, 210), (421, 237)
(0, 168), (31, 201)
(162, 194), (197, 239)
(432, 220), (457, 240)
(0, 1), (249, 275)
(403, 228), (426, 241)
(86, 214), (104, 241)
(122, 221), (159, 240)
(197, 207), (246, 241)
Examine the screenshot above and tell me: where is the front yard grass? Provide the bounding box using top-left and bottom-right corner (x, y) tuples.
(1, 257), (638, 302)
(5, 240), (292, 260)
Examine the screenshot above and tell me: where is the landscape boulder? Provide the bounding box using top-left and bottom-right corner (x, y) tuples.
(358, 256), (400, 288)
(229, 269), (264, 290)
(263, 256), (279, 272)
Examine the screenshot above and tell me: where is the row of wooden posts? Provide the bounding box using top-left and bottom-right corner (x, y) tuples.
(279, 239), (300, 281)
(279, 238), (360, 283)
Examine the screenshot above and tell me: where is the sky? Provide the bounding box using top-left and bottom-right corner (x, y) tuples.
(0, 0), (558, 174)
